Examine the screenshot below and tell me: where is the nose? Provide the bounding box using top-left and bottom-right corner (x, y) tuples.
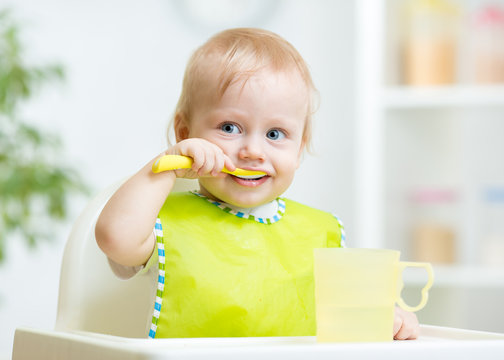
(238, 135), (265, 162)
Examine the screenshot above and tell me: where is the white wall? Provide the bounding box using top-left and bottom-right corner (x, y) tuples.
(0, 1), (356, 357)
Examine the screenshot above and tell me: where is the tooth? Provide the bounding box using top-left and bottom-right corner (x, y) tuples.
(236, 175), (264, 180)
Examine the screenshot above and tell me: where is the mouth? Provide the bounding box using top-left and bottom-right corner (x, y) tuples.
(230, 174), (269, 187)
(233, 174), (267, 180)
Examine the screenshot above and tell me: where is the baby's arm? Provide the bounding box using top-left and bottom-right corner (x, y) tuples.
(393, 307), (420, 340)
(95, 155), (176, 267)
(95, 138), (235, 267)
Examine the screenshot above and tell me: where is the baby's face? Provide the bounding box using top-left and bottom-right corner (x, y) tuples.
(187, 68), (308, 207)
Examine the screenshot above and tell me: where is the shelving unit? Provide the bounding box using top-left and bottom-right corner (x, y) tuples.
(383, 85), (504, 109)
(355, 0), (504, 263)
(355, 0), (504, 332)
(406, 265), (504, 288)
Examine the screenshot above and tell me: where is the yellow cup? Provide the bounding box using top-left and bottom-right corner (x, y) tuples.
(313, 248), (434, 342)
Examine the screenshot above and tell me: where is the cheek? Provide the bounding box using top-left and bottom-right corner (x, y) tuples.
(286, 141), (304, 164)
(274, 162), (297, 193)
(187, 126), (208, 139)
(208, 138), (235, 157)
(274, 150), (301, 174)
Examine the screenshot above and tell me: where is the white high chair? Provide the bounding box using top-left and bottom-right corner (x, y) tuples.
(12, 179), (504, 360)
(54, 177), (199, 337)
(12, 178), (197, 357)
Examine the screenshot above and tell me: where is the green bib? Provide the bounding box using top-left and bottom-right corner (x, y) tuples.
(151, 192), (343, 338)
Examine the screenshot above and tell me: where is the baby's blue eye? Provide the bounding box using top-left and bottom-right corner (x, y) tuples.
(221, 123), (240, 134)
(266, 129), (285, 140)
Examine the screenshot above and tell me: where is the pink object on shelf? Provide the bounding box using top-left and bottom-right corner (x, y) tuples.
(411, 188), (458, 203)
(474, 5), (504, 27)
(471, 4), (504, 83)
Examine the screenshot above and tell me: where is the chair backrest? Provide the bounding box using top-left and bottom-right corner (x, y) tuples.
(55, 177), (198, 337)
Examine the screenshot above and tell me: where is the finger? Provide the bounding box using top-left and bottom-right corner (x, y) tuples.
(187, 147), (206, 174)
(163, 146), (197, 178)
(223, 153), (236, 172)
(174, 168), (198, 179)
(394, 311), (419, 340)
(197, 147), (220, 176)
(394, 322), (419, 340)
(212, 152), (225, 177)
(393, 313), (403, 337)
(200, 143), (228, 177)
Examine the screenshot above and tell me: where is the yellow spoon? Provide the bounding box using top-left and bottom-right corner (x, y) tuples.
(152, 155), (267, 177)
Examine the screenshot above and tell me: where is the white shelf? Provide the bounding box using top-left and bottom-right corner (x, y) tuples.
(404, 265), (504, 288)
(383, 85), (504, 109)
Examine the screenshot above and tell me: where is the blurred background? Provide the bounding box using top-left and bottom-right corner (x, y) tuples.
(1, 0), (504, 357)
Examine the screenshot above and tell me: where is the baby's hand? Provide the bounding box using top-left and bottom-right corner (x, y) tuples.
(167, 138), (235, 178)
(393, 307), (420, 340)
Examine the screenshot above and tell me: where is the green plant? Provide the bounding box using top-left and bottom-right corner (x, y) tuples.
(0, 10), (88, 263)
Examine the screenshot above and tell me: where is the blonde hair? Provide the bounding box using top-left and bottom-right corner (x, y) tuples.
(171, 28), (318, 151)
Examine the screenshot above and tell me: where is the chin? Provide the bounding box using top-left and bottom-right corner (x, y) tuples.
(223, 197), (265, 208)
(219, 192), (276, 208)
(199, 180), (282, 208)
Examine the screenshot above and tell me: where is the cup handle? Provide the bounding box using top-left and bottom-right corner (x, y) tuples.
(396, 262), (434, 312)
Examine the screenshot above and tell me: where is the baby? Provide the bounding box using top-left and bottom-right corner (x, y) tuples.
(96, 28), (418, 340)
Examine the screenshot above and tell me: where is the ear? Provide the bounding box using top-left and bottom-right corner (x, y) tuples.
(174, 112), (190, 141)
